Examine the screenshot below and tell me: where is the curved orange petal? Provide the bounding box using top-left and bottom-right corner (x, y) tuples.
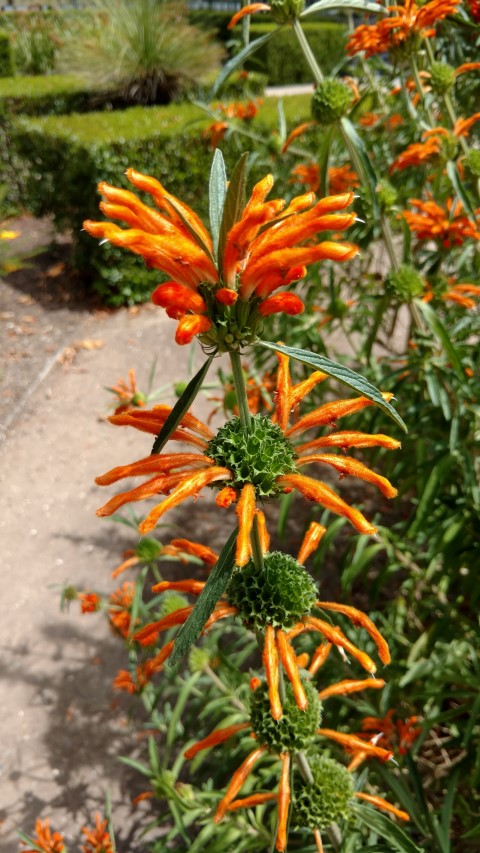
(317, 728), (393, 762)
(302, 616), (376, 673)
(151, 579), (206, 595)
(277, 473), (377, 535)
(355, 792), (410, 821)
(277, 629), (308, 711)
(297, 521), (326, 565)
(318, 678), (385, 700)
(263, 626), (282, 720)
(175, 314), (212, 345)
(169, 538), (219, 565)
(235, 484), (256, 566)
(276, 753), (291, 852)
(214, 747), (267, 821)
(259, 293), (305, 317)
(96, 453), (211, 486)
(308, 642), (331, 675)
(296, 453), (398, 499)
(138, 467), (231, 535)
(228, 3), (271, 29)
(184, 723), (250, 760)
(315, 601), (390, 665)
(296, 431), (401, 453)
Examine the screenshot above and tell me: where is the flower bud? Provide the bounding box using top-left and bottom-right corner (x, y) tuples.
(464, 149), (480, 178)
(292, 755), (354, 830)
(270, 0), (305, 24)
(428, 61), (455, 95)
(385, 264), (424, 302)
(311, 79), (354, 125)
(377, 179), (398, 210)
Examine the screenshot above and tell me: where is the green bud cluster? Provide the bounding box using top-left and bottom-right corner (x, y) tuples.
(136, 537), (162, 562)
(311, 79), (354, 125)
(188, 647), (211, 673)
(428, 61), (455, 95)
(206, 415), (297, 499)
(292, 755), (354, 830)
(270, 0), (305, 23)
(227, 552), (317, 629)
(198, 286), (264, 353)
(377, 179), (398, 210)
(159, 592), (188, 618)
(385, 264), (424, 301)
(464, 149), (480, 179)
(250, 681), (322, 752)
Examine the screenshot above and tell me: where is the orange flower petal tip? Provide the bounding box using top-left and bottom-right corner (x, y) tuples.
(259, 293), (305, 316)
(228, 3), (270, 29)
(216, 287), (238, 305)
(175, 314), (212, 345)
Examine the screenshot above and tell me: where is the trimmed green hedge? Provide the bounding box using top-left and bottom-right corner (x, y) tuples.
(245, 22), (347, 83)
(0, 74), (105, 216)
(11, 96), (310, 305)
(0, 30), (14, 78)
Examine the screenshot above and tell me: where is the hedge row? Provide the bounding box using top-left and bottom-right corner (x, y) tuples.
(11, 96), (311, 305)
(0, 29), (13, 78)
(245, 22), (347, 83)
(0, 74), (104, 215)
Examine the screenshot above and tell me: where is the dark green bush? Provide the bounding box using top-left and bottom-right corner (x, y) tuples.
(0, 74), (107, 216)
(11, 96), (310, 305)
(0, 29), (14, 78)
(245, 22), (347, 83)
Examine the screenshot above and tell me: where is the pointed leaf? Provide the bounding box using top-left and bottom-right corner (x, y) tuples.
(163, 194), (216, 265)
(169, 526), (238, 664)
(341, 116), (380, 219)
(209, 149), (227, 260)
(257, 340), (407, 432)
(353, 804), (422, 853)
(150, 353), (215, 455)
(318, 125), (334, 197)
(446, 160), (477, 221)
(415, 299), (465, 379)
(302, 0), (384, 14)
(217, 152), (249, 269)
(211, 30), (277, 97)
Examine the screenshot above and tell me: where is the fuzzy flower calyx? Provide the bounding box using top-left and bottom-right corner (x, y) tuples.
(311, 79), (355, 125)
(83, 166), (358, 348)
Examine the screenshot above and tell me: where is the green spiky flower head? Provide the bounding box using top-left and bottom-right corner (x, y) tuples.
(292, 755), (354, 830)
(250, 681), (322, 752)
(429, 61), (455, 95)
(227, 551), (317, 629)
(464, 150), (480, 179)
(386, 264), (424, 301)
(270, 0), (305, 23)
(311, 79), (354, 125)
(136, 537), (162, 562)
(377, 179), (398, 210)
(159, 593), (188, 618)
(206, 414), (297, 498)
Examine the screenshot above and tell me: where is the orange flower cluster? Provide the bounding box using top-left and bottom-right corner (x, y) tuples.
(390, 114), (480, 172)
(81, 814), (114, 853)
(95, 352), (398, 550)
(402, 198), (480, 247)
(204, 100), (261, 148)
(347, 0), (461, 57)
(360, 709), (422, 757)
(423, 278), (480, 310)
(107, 368), (146, 414)
(20, 819), (65, 853)
(84, 170), (358, 345)
(291, 163), (359, 196)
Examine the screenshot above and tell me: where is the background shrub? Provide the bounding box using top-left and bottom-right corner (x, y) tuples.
(244, 22), (347, 83)
(0, 29), (14, 78)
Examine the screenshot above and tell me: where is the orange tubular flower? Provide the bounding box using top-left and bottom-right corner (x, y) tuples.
(423, 279), (480, 310)
(96, 351), (398, 542)
(402, 197), (480, 248)
(108, 368), (145, 414)
(81, 813), (114, 853)
(83, 168), (358, 346)
(20, 819), (65, 853)
(347, 0), (461, 57)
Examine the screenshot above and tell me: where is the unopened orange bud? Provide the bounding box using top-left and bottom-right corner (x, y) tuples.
(216, 287), (238, 305)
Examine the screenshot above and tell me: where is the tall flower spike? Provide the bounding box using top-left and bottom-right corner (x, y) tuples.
(84, 166), (358, 347)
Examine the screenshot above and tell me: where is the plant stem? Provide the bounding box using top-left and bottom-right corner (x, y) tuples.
(205, 664), (247, 712)
(292, 17), (399, 271)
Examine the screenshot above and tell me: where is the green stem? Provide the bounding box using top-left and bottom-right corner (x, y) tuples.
(229, 349), (252, 429)
(410, 54), (435, 126)
(205, 664), (247, 712)
(292, 18), (399, 271)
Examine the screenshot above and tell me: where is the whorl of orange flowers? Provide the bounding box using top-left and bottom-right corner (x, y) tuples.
(347, 0), (461, 57)
(402, 198), (480, 247)
(95, 352), (399, 551)
(83, 169), (358, 346)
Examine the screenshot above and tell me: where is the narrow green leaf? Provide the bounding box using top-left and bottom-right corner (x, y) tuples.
(217, 152), (249, 270)
(164, 193), (215, 265)
(407, 454), (452, 537)
(353, 804), (422, 853)
(16, 834), (44, 853)
(151, 354), (215, 455)
(302, 0), (384, 15)
(446, 160), (477, 221)
(169, 526), (238, 664)
(209, 149), (227, 260)
(415, 300), (465, 379)
(211, 30), (277, 97)
(440, 766), (461, 840)
(341, 116), (380, 219)
(257, 340), (407, 432)
(318, 125), (334, 198)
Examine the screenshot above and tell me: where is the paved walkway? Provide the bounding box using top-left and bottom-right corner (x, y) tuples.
(0, 276), (223, 850)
